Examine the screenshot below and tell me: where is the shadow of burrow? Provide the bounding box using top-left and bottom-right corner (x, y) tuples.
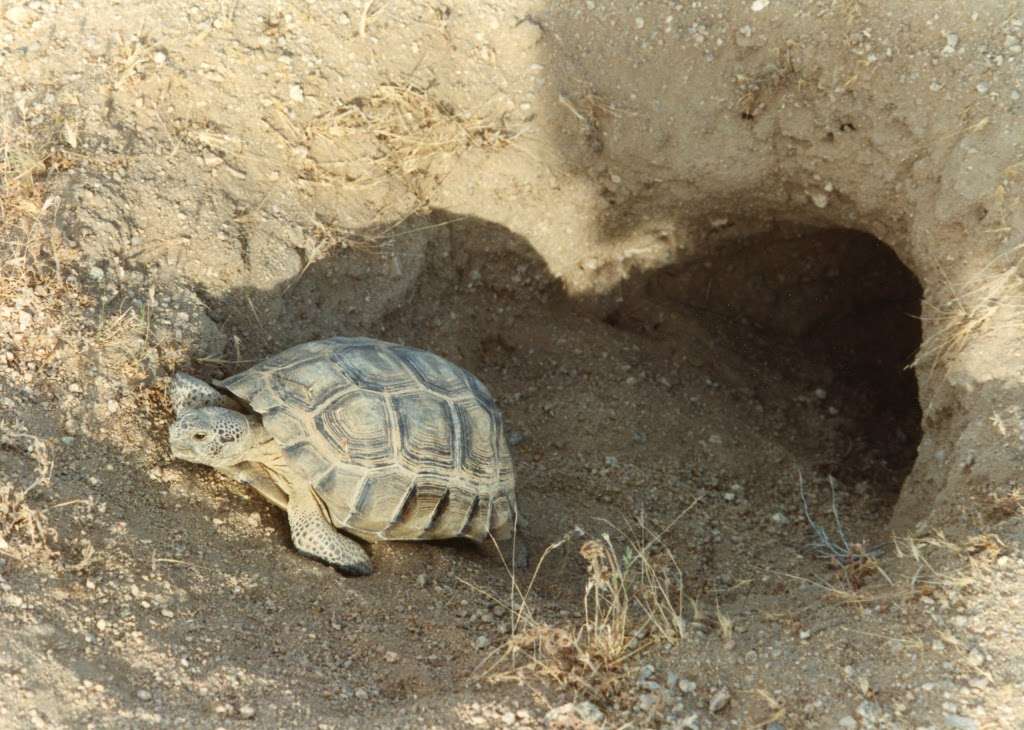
(199, 210), (567, 370)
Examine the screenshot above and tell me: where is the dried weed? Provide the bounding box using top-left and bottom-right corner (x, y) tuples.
(912, 251), (1024, 380)
(0, 420), (58, 561)
(479, 508), (697, 705)
(305, 82), (514, 207)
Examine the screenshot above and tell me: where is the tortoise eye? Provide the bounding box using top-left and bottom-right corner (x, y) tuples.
(193, 433), (207, 441)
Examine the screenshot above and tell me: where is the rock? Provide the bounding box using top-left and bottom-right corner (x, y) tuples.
(837, 717), (857, 730)
(4, 6), (34, 24)
(678, 678), (697, 693)
(709, 688), (731, 713)
(856, 700), (882, 723)
(574, 702), (604, 725)
(238, 704), (255, 719)
(636, 694), (658, 712)
(674, 714), (700, 730)
(473, 635), (491, 650)
(136, 689), (152, 701)
(944, 715), (978, 730)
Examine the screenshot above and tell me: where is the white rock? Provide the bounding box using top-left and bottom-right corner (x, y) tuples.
(4, 6), (34, 24)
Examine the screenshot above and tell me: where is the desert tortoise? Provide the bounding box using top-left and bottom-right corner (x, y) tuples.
(168, 336), (525, 575)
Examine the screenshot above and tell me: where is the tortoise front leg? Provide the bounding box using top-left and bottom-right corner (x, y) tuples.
(288, 487), (372, 576)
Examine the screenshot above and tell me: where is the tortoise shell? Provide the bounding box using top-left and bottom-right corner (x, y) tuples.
(217, 337), (518, 543)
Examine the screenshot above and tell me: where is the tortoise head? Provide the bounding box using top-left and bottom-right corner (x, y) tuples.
(170, 406), (257, 468)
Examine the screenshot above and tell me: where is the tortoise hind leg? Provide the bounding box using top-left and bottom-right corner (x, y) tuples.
(288, 487), (372, 576)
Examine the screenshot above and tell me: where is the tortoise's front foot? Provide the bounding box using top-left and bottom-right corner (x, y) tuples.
(288, 488), (372, 576)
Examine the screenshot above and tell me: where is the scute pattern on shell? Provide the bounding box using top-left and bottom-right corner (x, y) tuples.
(216, 337), (518, 543)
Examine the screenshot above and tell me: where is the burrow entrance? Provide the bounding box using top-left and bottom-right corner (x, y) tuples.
(605, 224), (923, 515)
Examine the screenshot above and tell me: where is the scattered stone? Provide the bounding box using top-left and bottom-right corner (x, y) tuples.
(709, 688), (731, 713)
(837, 718), (857, 730)
(354, 688), (368, 700)
(942, 33), (959, 54)
(136, 689), (152, 702)
(751, 0), (770, 11)
(856, 700), (882, 723)
(152, 50), (167, 64)
(473, 635), (490, 650)
(384, 651), (398, 663)
(574, 702), (604, 726)
(4, 6), (34, 24)
(636, 693), (658, 712)
(289, 84), (304, 102)
(966, 648), (985, 667)
(944, 715), (978, 730)
(545, 702), (604, 728)
(238, 705), (255, 719)
(676, 714), (700, 730)
(678, 678), (697, 694)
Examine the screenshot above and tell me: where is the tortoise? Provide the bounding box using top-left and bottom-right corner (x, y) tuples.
(168, 336), (525, 575)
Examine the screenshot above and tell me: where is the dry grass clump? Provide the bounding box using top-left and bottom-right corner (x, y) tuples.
(912, 253), (1024, 379)
(0, 420), (58, 562)
(798, 473), (887, 591)
(306, 82), (514, 205)
(483, 513), (694, 704)
(1, 111), (76, 287)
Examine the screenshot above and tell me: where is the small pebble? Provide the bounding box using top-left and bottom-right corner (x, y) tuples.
(751, 0), (770, 11)
(944, 715), (979, 730)
(4, 6), (33, 24)
(473, 635), (490, 650)
(678, 679), (697, 694)
(136, 689), (152, 702)
(238, 705), (255, 719)
(709, 687), (731, 713)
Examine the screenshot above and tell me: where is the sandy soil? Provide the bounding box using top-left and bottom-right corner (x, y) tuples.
(1, 1), (1023, 728)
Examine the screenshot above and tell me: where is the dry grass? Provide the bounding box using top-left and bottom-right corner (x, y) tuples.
(304, 82), (515, 206)
(780, 528), (1003, 608)
(0, 420), (57, 561)
(798, 473), (888, 591)
(1, 110), (75, 283)
(479, 509), (696, 704)
(912, 250), (1024, 379)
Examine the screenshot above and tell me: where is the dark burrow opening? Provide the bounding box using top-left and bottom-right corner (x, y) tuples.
(606, 224), (924, 510)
